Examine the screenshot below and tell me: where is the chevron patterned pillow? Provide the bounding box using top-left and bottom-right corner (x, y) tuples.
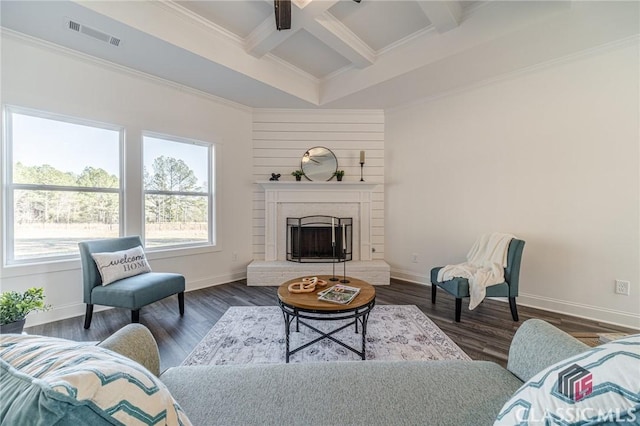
(495, 334), (640, 425)
(0, 334), (191, 425)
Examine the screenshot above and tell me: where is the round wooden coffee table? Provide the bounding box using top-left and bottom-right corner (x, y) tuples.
(277, 275), (376, 363)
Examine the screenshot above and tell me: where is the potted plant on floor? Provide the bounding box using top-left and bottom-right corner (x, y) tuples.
(333, 170), (345, 181)
(0, 287), (50, 334)
(291, 170), (304, 181)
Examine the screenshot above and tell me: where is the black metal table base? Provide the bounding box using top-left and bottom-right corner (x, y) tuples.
(279, 300), (375, 363)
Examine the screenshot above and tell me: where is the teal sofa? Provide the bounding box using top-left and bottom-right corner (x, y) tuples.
(110, 319), (588, 425)
(6, 318), (622, 425)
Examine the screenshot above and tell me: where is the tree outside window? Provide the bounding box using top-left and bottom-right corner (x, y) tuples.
(2, 108), (216, 265)
(5, 108), (122, 263)
(143, 135), (214, 249)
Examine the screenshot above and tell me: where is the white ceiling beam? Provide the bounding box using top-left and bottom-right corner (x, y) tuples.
(245, 16), (297, 58)
(248, 0), (374, 68)
(75, 0), (320, 105)
(245, 0), (335, 59)
(418, 1), (462, 33)
(299, 0), (374, 68)
(306, 12), (375, 68)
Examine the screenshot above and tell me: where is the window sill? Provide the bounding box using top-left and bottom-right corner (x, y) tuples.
(145, 244), (220, 261)
(1, 244), (221, 278)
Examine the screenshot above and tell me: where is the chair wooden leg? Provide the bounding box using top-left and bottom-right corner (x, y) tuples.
(131, 309), (140, 323)
(84, 304), (94, 329)
(431, 284), (437, 304)
(509, 297), (519, 322)
(455, 298), (462, 322)
(178, 292), (185, 316)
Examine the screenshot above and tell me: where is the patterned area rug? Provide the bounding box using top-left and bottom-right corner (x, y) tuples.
(181, 305), (470, 365)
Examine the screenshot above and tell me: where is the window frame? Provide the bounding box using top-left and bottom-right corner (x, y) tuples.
(141, 131), (217, 252)
(2, 105), (125, 266)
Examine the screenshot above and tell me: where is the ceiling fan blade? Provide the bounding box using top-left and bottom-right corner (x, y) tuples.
(274, 0), (291, 31)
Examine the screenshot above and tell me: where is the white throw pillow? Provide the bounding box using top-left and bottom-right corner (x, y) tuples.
(91, 246), (152, 285)
(495, 334), (640, 425)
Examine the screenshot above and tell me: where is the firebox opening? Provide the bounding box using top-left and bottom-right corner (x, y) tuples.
(287, 216), (352, 263)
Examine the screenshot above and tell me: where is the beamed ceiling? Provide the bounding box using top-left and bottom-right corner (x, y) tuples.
(1, 1), (638, 109)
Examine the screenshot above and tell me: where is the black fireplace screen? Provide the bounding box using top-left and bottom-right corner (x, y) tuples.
(287, 216), (352, 263)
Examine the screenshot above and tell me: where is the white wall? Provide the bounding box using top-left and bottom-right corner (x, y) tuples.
(3, 31), (638, 330)
(385, 41), (640, 329)
(251, 109), (385, 261)
(0, 33), (254, 326)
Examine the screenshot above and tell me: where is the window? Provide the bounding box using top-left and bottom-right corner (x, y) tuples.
(4, 107), (122, 264)
(143, 134), (214, 249)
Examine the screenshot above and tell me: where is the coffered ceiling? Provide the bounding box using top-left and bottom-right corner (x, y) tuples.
(1, 1), (638, 109)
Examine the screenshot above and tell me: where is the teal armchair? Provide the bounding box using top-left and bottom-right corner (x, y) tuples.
(79, 236), (185, 329)
(430, 238), (525, 322)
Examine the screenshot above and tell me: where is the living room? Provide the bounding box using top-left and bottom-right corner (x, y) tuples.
(1, 1), (639, 424)
(2, 0), (638, 331)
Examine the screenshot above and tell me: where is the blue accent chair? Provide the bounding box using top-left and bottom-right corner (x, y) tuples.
(79, 236), (185, 329)
(430, 238), (525, 322)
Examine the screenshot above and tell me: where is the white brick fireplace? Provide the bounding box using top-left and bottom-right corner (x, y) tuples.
(247, 181), (390, 286)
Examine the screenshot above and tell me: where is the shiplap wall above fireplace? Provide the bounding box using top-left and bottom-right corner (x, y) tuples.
(251, 109), (385, 262)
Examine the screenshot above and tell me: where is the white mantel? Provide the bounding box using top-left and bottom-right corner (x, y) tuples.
(256, 181), (379, 191)
(257, 181), (378, 262)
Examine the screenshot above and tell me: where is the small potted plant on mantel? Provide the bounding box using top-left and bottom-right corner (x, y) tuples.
(333, 170), (345, 182)
(291, 170), (304, 181)
(0, 287), (50, 334)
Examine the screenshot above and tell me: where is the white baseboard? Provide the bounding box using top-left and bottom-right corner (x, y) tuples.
(25, 303), (111, 329)
(391, 269), (430, 286)
(517, 293), (640, 331)
(25, 270), (248, 328)
(390, 268), (640, 330)
(186, 270), (247, 291)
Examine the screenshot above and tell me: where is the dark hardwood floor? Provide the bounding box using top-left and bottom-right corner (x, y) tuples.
(26, 279), (636, 372)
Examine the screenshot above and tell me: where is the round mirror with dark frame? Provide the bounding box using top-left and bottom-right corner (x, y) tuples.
(301, 146), (338, 181)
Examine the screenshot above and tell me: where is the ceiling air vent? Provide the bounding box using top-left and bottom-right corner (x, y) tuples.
(68, 20), (80, 32)
(66, 19), (121, 47)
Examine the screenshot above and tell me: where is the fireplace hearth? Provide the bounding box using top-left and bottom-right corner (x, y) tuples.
(287, 216), (352, 263)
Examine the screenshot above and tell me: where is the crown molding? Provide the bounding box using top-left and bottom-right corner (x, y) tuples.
(1, 28), (253, 113)
(461, 0), (490, 20)
(322, 63), (356, 82)
(244, 15), (281, 56)
(376, 26), (436, 56)
(158, 0), (245, 48)
(253, 107), (384, 116)
(263, 53), (321, 86)
(312, 11), (375, 67)
(387, 34), (640, 114)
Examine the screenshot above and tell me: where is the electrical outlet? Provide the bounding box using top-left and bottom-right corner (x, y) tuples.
(411, 253), (418, 263)
(615, 280), (630, 296)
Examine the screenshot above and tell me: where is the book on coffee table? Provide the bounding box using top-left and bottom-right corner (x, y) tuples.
(317, 284), (360, 305)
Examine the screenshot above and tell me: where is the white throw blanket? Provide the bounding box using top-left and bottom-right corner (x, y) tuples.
(437, 233), (515, 310)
